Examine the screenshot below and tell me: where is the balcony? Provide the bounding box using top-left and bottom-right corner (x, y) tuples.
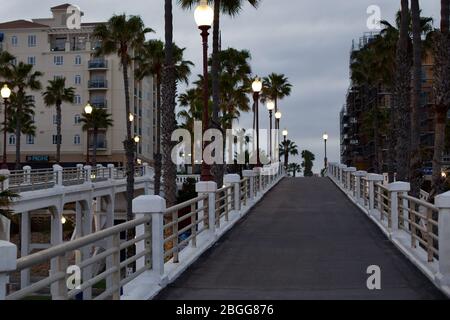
(88, 79), (108, 90)
(88, 59), (108, 69)
(89, 140), (108, 150)
(91, 99), (108, 108)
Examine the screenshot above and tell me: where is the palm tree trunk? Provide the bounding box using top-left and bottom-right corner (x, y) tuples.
(93, 128), (98, 167)
(431, 0), (450, 195)
(154, 72), (162, 195)
(162, 0), (177, 207)
(410, 0), (423, 197)
(56, 103), (62, 164)
(394, 0), (411, 182)
(121, 56), (135, 222)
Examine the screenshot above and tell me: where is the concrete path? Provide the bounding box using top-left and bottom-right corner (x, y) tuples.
(155, 178), (446, 300)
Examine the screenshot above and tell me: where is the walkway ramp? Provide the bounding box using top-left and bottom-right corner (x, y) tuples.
(156, 178), (445, 300)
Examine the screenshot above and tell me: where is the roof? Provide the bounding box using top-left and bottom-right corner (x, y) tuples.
(0, 20), (49, 29)
(51, 3), (72, 10)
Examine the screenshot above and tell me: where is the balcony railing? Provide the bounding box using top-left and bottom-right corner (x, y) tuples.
(91, 100), (107, 108)
(88, 80), (108, 89)
(88, 59), (108, 69)
(89, 140), (108, 150)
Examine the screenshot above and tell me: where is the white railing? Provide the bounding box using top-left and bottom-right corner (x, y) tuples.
(0, 164), (148, 193)
(0, 164), (285, 300)
(327, 162), (450, 297)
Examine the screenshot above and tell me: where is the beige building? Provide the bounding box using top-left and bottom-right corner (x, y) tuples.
(0, 4), (156, 168)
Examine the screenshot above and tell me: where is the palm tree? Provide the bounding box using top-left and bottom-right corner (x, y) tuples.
(261, 73), (292, 116)
(431, 0), (450, 195)
(162, 0), (178, 207)
(410, 0), (423, 197)
(93, 15), (153, 219)
(0, 51), (15, 75)
(217, 48), (252, 130)
(136, 40), (193, 195)
(301, 150), (315, 177)
(279, 139), (298, 170)
(3, 62), (42, 169)
(42, 78), (75, 164)
(80, 108), (113, 167)
(7, 92), (36, 161)
(288, 163), (302, 178)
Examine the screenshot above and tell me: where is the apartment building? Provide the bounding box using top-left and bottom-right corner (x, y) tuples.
(0, 4), (155, 168)
(341, 32), (446, 175)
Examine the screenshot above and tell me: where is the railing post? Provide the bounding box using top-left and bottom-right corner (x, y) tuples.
(76, 164), (84, 181)
(354, 171), (367, 204)
(367, 174), (384, 216)
(0, 241), (16, 300)
(23, 166), (31, 185)
(243, 170), (255, 200)
(53, 164), (63, 187)
(253, 167), (263, 195)
(338, 164), (347, 186)
(107, 164), (115, 180)
(343, 167), (356, 192)
(224, 174), (241, 212)
(0, 169), (10, 191)
(435, 191), (450, 286)
(196, 181), (217, 234)
(84, 165), (92, 183)
(387, 182), (410, 234)
(133, 195), (166, 276)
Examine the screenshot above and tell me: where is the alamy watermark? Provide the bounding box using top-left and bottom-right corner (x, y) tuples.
(66, 265), (81, 290)
(367, 5), (382, 31)
(66, 5), (82, 30)
(171, 121), (281, 167)
(366, 265), (381, 290)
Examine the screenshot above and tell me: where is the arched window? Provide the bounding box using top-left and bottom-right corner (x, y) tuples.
(9, 135), (16, 145)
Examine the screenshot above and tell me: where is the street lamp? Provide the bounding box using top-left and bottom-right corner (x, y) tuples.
(128, 113), (134, 122)
(323, 133), (328, 170)
(134, 135), (140, 144)
(1, 84), (12, 169)
(282, 129), (288, 170)
(84, 102), (93, 164)
(195, 0), (214, 181)
(252, 77), (263, 167)
(266, 100), (275, 161)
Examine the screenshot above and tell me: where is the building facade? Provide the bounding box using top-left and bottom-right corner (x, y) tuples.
(0, 4), (156, 168)
(340, 32), (445, 175)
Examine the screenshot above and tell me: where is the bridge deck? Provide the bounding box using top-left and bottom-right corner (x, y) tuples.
(155, 178), (446, 300)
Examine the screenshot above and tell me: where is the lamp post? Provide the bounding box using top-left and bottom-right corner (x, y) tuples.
(323, 132), (328, 170)
(84, 102), (93, 164)
(266, 100), (275, 162)
(282, 129), (288, 171)
(1, 84), (12, 170)
(195, 0), (214, 181)
(252, 77), (263, 167)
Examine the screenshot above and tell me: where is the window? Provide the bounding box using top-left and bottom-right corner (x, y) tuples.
(75, 55), (82, 65)
(27, 56), (36, 65)
(74, 95), (81, 105)
(28, 35), (36, 47)
(26, 135), (35, 145)
(75, 75), (81, 85)
(53, 115), (58, 125)
(52, 135), (60, 145)
(8, 135), (15, 145)
(74, 114), (81, 124)
(11, 36), (18, 47)
(74, 135), (81, 145)
(54, 56), (64, 65)
(11, 58), (17, 66)
(54, 75), (63, 81)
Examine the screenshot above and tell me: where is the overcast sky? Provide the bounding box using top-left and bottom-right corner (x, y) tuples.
(0, 1), (441, 172)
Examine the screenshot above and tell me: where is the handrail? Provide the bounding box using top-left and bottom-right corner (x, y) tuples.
(16, 216), (150, 271)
